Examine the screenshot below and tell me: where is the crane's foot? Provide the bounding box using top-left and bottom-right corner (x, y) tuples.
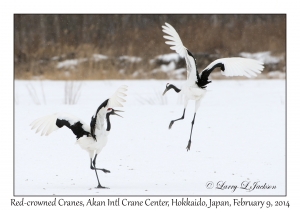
(102, 169), (110, 173)
(96, 184), (109, 189)
(169, 121), (174, 129)
(91, 167), (111, 173)
(186, 140), (191, 151)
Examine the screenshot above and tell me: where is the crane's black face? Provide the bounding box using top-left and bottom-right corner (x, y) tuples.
(107, 108), (123, 118)
(162, 83), (171, 95)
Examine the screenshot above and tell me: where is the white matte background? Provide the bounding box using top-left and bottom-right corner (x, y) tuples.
(1, 0), (298, 209)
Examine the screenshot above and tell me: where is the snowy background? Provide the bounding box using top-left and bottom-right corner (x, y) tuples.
(14, 14), (286, 81)
(51, 50), (285, 80)
(14, 79), (285, 196)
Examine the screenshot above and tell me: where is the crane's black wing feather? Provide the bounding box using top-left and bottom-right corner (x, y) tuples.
(30, 113), (91, 139)
(196, 62), (225, 88)
(56, 119), (91, 139)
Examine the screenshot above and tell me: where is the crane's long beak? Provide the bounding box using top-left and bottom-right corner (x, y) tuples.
(112, 109), (124, 118)
(162, 88), (168, 96)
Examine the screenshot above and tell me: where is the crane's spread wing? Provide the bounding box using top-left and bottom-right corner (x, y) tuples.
(162, 23), (186, 57)
(30, 113), (90, 139)
(201, 57), (264, 78)
(90, 85), (128, 139)
(196, 57), (264, 88)
(107, 85), (128, 108)
(162, 23), (197, 81)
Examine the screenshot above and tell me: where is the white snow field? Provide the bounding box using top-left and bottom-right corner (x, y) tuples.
(14, 79), (285, 196)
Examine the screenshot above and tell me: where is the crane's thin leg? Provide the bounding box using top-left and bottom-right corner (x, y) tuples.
(93, 166), (106, 189)
(90, 155), (110, 189)
(186, 113), (196, 151)
(90, 154), (110, 173)
(169, 108), (186, 129)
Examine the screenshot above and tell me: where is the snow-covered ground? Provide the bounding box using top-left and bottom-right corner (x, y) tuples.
(14, 79), (285, 196)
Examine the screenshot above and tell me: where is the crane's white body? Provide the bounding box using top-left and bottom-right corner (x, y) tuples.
(76, 129), (109, 159)
(163, 22), (264, 110)
(180, 83), (206, 112)
(162, 22), (264, 151)
(30, 85), (128, 188)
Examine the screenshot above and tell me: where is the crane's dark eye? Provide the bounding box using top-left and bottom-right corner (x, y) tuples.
(107, 108), (112, 111)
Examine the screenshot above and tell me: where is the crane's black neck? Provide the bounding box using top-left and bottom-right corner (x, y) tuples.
(167, 84), (181, 93)
(196, 63), (225, 89)
(187, 49), (209, 89)
(90, 98), (109, 140)
(106, 113), (111, 131)
(187, 49), (197, 67)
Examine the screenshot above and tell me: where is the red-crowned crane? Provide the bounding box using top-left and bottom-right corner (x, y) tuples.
(161, 22), (264, 151)
(30, 85), (128, 188)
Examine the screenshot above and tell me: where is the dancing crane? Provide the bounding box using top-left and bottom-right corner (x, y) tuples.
(30, 85), (128, 188)
(161, 22), (264, 151)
